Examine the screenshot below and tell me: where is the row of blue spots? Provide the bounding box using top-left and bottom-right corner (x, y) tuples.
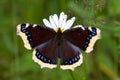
(20, 24), (34, 47)
(21, 24), (26, 32)
(62, 55), (80, 65)
(83, 27), (97, 50)
(35, 50), (55, 64)
(91, 27), (97, 36)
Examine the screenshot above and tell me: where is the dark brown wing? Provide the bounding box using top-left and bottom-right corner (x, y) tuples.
(17, 23), (56, 49)
(58, 39), (83, 70)
(63, 27), (101, 53)
(32, 36), (59, 69)
(32, 35), (83, 70)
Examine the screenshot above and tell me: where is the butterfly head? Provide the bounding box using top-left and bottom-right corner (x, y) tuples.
(43, 12), (75, 33)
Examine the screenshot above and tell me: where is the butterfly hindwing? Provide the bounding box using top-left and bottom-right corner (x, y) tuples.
(58, 39), (83, 70)
(17, 23), (56, 49)
(32, 35), (83, 70)
(32, 37), (59, 69)
(63, 26), (101, 53)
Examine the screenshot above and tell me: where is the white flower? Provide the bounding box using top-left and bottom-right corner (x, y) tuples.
(43, 12), (76, 31)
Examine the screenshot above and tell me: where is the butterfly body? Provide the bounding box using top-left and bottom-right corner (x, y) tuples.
(55, 28), (63, 46)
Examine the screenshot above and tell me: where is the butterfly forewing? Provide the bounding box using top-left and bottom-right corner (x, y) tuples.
(17, 23), (56, 49)
(63, 27), (101, 53)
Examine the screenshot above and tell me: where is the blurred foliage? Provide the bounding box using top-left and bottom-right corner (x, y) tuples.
(0, 0), (120, 80)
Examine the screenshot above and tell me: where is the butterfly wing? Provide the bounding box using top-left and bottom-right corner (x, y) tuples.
(63, 26), (101, 53)
(32, 37), (59, 69)
(17, 23), (56, 49)
(58, 39), (83, 70)
(17, 23), (58, 69)
(33, 37), (83, 70)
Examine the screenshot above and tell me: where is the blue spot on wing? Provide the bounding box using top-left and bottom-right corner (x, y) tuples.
(35, 50), (56, 64)
(20, 24), (34, 47)
(83, 27), (97, 50)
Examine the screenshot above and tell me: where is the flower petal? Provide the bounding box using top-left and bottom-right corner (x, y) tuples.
(59, 12), (66, 25)
(52, 14), (59, 28)
(59, 12), (67, 30)
(64, 17), (75, 30)
(49, 15), (57, 30)
(61, 17), (67, 30)
(43, 12), (76, 31)
(59, 12), (64, 27)
(43, 19), (52, 28)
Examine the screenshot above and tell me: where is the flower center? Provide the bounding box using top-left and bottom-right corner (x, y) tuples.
(54, 28), (64, 33)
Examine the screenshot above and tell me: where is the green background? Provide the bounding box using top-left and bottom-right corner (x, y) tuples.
(0, 0), (120, 80)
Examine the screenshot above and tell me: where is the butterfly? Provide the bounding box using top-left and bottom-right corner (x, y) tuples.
(16, 12), (101, 70)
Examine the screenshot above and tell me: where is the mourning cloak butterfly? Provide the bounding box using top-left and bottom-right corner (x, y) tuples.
(16, 12), (101, 70)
